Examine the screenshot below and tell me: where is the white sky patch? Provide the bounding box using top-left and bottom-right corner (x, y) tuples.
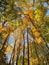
(43, 2), (48, 7)
(20, 14), (25, 19)
(8, 33), (15, 47)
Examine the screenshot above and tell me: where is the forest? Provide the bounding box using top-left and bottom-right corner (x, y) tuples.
(0, 0), (49, 65)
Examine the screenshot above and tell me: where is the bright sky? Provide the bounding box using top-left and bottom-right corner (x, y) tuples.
(43, 2), (49, 15)
(8, 33), (15, 47)
(46, 10), (49, 15)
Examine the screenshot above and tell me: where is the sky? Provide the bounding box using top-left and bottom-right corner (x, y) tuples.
(46, 10), (49, 15)
(8, 33), (15, 47)
(43, 2), (49, 15)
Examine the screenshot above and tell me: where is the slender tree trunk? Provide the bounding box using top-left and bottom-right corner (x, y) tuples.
(23, 32), (25, 65)
(27, 28), (29, 65)
(1, 32), (10, 52)
(16, 43), (21, 65)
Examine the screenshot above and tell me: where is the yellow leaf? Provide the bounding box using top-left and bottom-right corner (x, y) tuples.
(3, 33), (8, 39)
(24, 10), (29, 15)
(33, 31), (40, 37)
(0, 26), (2, 33)
(36, 37), (43, 44)
(31, 26), (37, 32)
(5, 45), (13, 54)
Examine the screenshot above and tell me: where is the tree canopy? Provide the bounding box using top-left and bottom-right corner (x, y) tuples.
(0, 0), (49, 65)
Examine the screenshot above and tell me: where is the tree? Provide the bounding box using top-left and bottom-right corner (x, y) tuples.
(0, 0), (49, 65)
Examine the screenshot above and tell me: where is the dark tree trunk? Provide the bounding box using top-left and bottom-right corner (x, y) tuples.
(23, 32), (25, 65)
